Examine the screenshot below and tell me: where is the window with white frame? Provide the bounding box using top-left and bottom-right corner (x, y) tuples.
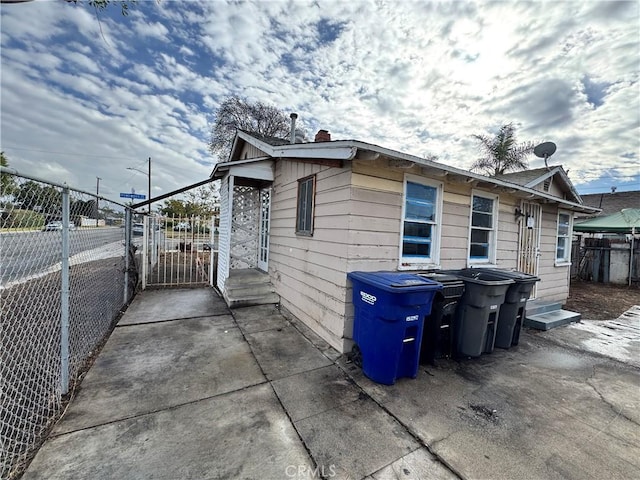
(468, 192), (498, 264)
(400, 176), (442, 267)
(556, 211), (572, 263)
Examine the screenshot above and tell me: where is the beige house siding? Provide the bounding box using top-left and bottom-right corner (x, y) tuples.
(349, 160), (524, 270)
(266, 157), (573, 353)
(531, 178), (565, 199)
(535, 204), (570, 303)
(239, 142), (268, 160)
(269, 159), (353, 351)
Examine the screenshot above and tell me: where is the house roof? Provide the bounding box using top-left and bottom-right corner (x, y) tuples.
(579, 191), (640, 216)
(494, 166), (582, 204)
(574, 208), (640, 234)
(237, 130), (291, 147)
(494, 167), (554, 186)
(213, 131), (600, 214)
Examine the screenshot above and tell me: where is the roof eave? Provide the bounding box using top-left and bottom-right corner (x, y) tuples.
(236, 132), (599, 213)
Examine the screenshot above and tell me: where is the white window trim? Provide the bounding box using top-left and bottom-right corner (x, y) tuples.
(467, 190), (499, 266)
(398, 174), (443, 270)
(555, 209), (573, 266)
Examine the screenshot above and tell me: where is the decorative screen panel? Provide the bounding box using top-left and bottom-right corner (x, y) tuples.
(230, 186), (260, 269)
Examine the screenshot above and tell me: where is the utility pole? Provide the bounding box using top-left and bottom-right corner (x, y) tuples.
(96, 176), (101, 227)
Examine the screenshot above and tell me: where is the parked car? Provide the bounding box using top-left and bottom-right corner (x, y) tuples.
(173, 222), (191, 231)
(43, 221), (75, 231)
(132, 223), (144, 236)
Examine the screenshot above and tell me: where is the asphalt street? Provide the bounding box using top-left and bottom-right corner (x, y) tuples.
(0, 227), (125, 285)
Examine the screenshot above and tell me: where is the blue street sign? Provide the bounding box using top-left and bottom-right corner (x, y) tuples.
(120, 193), (146, 199)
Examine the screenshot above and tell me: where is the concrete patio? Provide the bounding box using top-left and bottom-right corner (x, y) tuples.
(23, 288), (640, 480)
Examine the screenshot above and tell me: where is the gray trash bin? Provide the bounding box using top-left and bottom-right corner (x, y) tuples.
(449, 270), (514, 357)
(466, 269), (540, 348)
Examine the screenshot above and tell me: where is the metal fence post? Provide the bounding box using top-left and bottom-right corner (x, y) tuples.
(209, 215), (215, 287)
(60, 187), (70, 396)
(142, 215), (148, 290)
(124, 208), (131, 303)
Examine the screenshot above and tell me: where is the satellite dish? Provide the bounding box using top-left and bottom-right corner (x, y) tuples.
(533, 141), (556, 170)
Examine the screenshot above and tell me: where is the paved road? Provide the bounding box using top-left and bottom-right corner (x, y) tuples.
(0, 227), (126, 285)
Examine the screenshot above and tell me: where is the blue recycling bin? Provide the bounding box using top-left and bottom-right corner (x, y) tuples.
(348, 271), (442, 385)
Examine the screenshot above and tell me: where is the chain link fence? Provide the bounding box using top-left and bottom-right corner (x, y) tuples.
(0, 168), (138, 478)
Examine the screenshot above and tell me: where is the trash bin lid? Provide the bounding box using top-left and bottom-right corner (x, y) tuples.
(451, 269), (514, 286)
(492, 269), (540, 283)
(348, 271), (442, 293)
(458, 268), (539, 284)
(417, 272), (463, 285)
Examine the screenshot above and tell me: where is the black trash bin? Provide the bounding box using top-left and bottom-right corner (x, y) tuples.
(348, 271), (442, 385)
(448, 270), (514, 357)
(417, 273), (465, 364)
(466, 269), (540, 348)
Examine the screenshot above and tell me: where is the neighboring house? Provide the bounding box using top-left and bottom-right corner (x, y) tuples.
(211, 129), (599, 353)
(579, 190), (640, 217)
(575, 191), (639, 239)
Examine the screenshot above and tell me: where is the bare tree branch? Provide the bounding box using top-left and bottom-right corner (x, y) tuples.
(208, 96), (290, 161)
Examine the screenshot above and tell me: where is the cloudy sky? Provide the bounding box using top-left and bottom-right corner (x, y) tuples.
(1, 0), (638, 206)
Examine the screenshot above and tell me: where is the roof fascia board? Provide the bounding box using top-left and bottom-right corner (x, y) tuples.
(238, 132), (597, 213)
(228, 133), (245, 161)
(522, 167), (581, 204)
(237, 130), (279, 157)
(523, 167), (561, 188)
(210, 156), (273, 179)
(271, 145), (357, 159)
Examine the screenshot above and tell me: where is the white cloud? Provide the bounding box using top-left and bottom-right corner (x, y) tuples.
(0, 0), (637, 201)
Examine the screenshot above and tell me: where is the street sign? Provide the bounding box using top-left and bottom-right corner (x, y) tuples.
(120, 193), (146, 199)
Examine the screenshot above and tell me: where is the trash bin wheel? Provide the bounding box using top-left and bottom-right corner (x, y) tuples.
(350, 344), (363, 368)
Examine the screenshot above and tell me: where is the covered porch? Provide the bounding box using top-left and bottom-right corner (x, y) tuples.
(212, 158), (280, 308)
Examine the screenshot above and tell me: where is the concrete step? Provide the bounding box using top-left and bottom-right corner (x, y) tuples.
(225, 270), (270, 288)
(525, 301), (562, 316)
(225, 291), (280, 309)
(226, 283), (275, 298)
(524, 309), (581, 331)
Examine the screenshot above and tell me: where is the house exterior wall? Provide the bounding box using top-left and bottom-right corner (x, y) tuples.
(258, 156), (574, 354)
(269, 159), (353, 352)
(531, 181), (564, 199)
(535, 204), (571, 303)
(239, 142), (268, 160)
(342, 160), (571, 351)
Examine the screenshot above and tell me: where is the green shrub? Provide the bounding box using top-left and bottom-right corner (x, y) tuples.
(1, 209), (45, 229)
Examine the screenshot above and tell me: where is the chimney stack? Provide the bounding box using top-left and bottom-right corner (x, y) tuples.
(315, 129), (331, 142)
(290, 113), (298, 144)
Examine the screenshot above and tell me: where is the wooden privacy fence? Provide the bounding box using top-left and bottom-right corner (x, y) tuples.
(573, 237), (639, 285)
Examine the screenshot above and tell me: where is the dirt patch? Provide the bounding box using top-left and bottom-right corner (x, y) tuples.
(565, 280), (640, 320)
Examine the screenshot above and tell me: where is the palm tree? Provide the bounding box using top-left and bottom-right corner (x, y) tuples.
(470, 123), (534, 176)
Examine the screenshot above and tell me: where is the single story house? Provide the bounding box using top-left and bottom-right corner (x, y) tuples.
(211, 128), (599, 353)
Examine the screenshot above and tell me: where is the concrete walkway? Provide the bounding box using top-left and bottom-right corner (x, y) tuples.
(24, 289), (640, 480)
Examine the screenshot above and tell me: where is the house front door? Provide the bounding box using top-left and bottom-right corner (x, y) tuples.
(257, 187), (271, 272)
(517, 202), (542, 298)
